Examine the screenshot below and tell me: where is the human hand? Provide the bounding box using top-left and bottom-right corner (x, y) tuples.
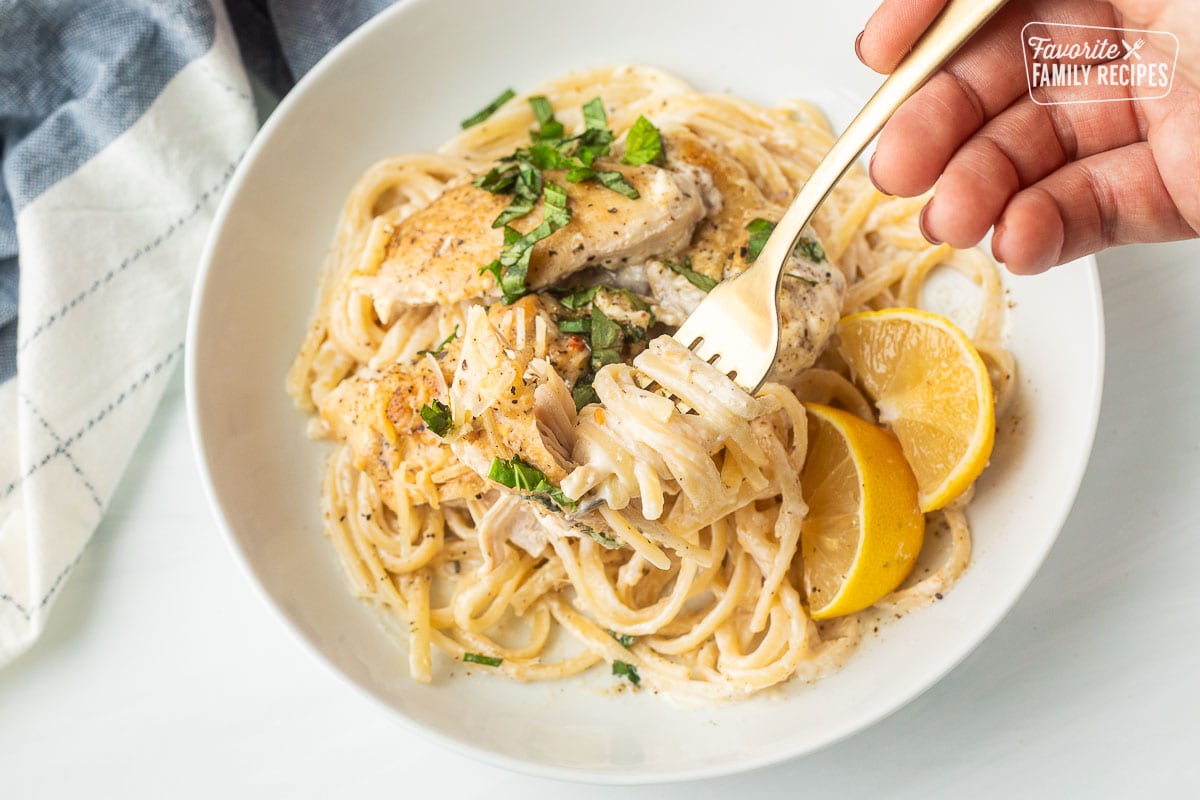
(858, 0), (1200, 274)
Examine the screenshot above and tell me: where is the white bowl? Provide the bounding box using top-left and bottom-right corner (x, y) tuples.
(187, 0), (1104, 783)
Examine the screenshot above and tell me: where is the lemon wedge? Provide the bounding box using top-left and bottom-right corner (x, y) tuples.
(800, 403), (925, 620)
(837, 308), (995, 512)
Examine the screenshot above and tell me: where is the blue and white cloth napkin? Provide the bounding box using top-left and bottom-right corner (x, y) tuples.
(0, 0), (393, 666)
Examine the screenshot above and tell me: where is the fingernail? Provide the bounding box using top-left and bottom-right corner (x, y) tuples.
(918, 203), (943, 245)
(868, 152), (891, 195)
(854, 31), (865, 64)
(991, 222), (1006, 261)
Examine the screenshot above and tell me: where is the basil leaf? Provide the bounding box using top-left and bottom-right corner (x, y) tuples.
(541, 181), (570, 227)
(785, 272), (819, 286)
(794, 236), (827, 263)
(474, 162), (520, 194)
(589, 306), (624, 370)
(485, 185), (572, 304)
(487, 454), (577, 510)
(666, 258), (718, 293)
(496, 226), (533, 303)
(583, 527), (621, 550)
(461, 88), (516, 129)
(621, 116), (663, 166)
(610, 630), (636, 647)
(491, 162), (543, 228)
(582, 97), (607, 131)
(574, 131), (613, 166)
(557, 317), (590, 334)
(612, 660), (641, 685)
(745, 217), (775, 262)
(463, 652), (503, 667)
(418, 399), (453, 437)
(529, 96), (564, 142)
(527, 143), (572, 170)
(417, 325), (460, 357)
(565, 166), (595, 183)
(557, 285), (601, 309)
(572, 377), (599, 410)
(595, 170), (639, 199)
(745, 218), (827, 264)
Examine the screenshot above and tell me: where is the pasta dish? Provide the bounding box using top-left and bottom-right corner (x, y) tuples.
(287, 66), (1013, 700)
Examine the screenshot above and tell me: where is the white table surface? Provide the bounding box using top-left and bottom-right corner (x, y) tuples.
(2, 240), (1197, 797)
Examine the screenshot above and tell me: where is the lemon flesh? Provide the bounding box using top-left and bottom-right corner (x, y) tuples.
(837, 308), (996, 512)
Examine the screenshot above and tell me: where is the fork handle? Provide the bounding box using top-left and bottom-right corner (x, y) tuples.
(753, 0), (1010, 281)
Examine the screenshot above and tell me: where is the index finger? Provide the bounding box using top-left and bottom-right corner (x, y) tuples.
(863, 0), (1121, 197)
(858, 0), (949, 74)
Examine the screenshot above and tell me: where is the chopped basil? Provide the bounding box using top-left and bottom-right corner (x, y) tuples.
(621, 116), (663, 166)
(745, 217), (775, 262)
(572, 377), (599, 410)
(478, 227), (530, 304)
(666, 258), (718, 293)
(527, 143), (573, 170)
(581, 526), (621, 549)
(794, 236), (827, 263)
(557, 317), (590, 335)
(574, 97), (615, 166)
(594, 170), (639, 199)
(463, 652), (503, 667)
(473, 93), (642, 273)
(785, 272), (819, 286)
(582, 97), (607, 131)
(588, 306), (624, 370)
(418, 399), (453, 437)
(745, 218), (826, 263)
(417, 325), (460, 357)
(487, 454), (577, 511)
(564, 165), (596, 183)
(529, 95), (564, 141)
(610, 630), (636, 648)
(551, 286), (654, 408)
(460, 88), (516, 129)
(612, 660), (641, 685)
(557, 285), (601, 309)
(479, 183), (572, 303)
(491, 162), (543, 228)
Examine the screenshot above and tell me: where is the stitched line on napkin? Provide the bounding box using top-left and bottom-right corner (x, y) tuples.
(16, 163), (237, 353)
(199, 63), (253, 103)
(20, 394), (103, 510)
(0, 551), (85, 620)
(0, 342), (183, 502)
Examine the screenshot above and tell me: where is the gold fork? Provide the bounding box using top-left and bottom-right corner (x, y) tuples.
(673, 0), (1010, 393)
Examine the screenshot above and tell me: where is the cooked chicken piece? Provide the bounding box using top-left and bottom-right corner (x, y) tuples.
(472, 491), (552, 564)
(450, 303), (580, 484)
(318, 295), (590, 510)
(591, 288), (653, 334)
(645, 259), (706, 327)
(317, 352), (485, 509)
(772, 254), (846, 381)
(356, 161), (706, 317)
(660, 129), (774, 283)
(641, 128), (847, 381)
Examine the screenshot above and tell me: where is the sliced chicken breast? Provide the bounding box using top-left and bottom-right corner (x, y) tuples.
(321, 296), (590, 509)
(357, 161), (706, 317)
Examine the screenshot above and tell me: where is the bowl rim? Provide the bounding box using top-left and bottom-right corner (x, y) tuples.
(185, 0), (1106, 783)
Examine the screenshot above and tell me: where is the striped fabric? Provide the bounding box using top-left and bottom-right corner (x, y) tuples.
(0, 0), (394, 666)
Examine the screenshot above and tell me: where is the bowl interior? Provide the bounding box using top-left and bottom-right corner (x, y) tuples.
(187, 0), (1103, 782)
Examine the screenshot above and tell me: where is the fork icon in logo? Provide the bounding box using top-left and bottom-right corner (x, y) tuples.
(1122, 38), (1145, 60)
